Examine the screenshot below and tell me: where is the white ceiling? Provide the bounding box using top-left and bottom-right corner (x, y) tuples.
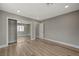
(0, 3), (79, 21)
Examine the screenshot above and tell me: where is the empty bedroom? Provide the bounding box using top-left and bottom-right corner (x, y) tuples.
(0, 3), (79, 56)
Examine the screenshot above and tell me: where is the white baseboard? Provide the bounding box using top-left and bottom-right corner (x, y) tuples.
(44, 38), (79, 49)
(0, 44), (8, 48)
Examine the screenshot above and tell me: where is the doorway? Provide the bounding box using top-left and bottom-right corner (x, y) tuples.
(17, 23), (31, 43)
(8, 18), (33, 45)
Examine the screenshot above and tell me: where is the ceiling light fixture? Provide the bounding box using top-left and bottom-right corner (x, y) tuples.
(46, 3), (53, 6)
(65, 5), (69, 8)
(17, 10), (20, 13)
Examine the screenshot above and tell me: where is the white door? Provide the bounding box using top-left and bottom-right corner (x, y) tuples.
(39, 23), (44, 39)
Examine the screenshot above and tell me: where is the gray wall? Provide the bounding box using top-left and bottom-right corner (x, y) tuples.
(0, 10), (6, 45)
(17, 23), (30, 36)
(0, 10), (39, 46)
(43, 10), (79, 46)
(36, 23), (39, 38)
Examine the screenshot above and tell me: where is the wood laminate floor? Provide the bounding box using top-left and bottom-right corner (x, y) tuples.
(0, 37), (79, 56)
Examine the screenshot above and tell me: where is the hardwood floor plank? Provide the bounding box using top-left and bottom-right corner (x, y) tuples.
(0, 37), (79, 56)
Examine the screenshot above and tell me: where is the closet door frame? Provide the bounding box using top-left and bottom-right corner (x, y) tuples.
(6, 17), (33, 46)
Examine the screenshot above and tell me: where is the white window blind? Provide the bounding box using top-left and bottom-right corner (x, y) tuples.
(17, 25), (24, 32)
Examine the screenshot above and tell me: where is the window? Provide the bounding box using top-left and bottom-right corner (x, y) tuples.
(17, 25), (24, 32)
